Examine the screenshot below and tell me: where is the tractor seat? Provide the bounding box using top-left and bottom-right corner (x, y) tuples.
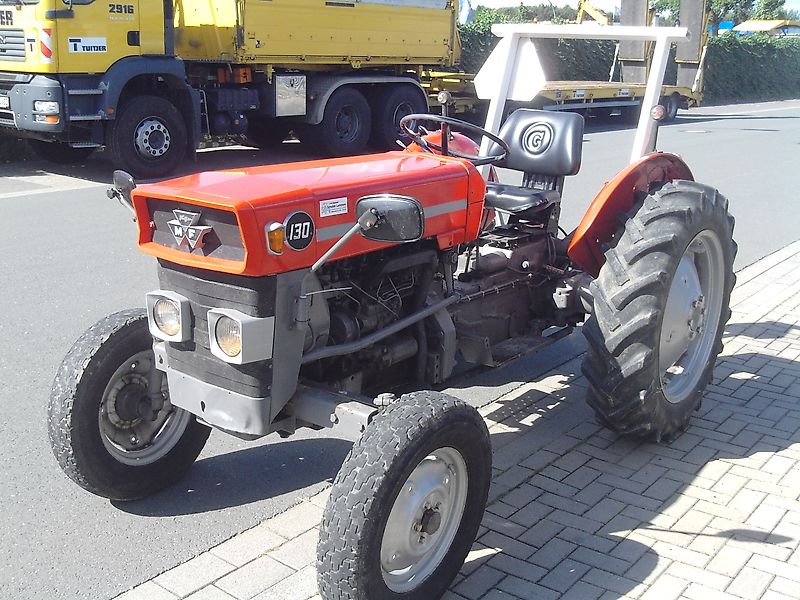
(484, 183), (560, 213)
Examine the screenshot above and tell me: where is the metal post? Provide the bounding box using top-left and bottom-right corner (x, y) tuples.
(630, 36), (671, 162)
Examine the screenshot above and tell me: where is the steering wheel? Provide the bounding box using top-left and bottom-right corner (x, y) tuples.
(399, 114), (511, 167)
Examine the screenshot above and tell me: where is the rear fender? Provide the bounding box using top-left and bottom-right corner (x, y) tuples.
(567, 152), (694, 277)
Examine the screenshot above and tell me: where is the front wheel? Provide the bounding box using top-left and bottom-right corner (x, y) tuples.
(317, 391), (491, 600)
(315, 87), (372, 157)
(48, 309), (211, 501)
(582, 180), (736, 442)
(108, 95), (187, 179)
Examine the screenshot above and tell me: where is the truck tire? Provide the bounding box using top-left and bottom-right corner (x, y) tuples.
(28, 140), (95, 164)
(316, 87), (371, 157)
(582, 181), (736, 442)
(109, 95), (187, 179)
(371, 85), (427, 150)
(661, 93), (681, 122)
(318, 391), (491, 600)
(48, 309), (211, 501)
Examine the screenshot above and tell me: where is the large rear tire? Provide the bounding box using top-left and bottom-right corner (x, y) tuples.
(317, 391), (491, 600)
(109, 95), (187, 179)
(582, 181), (736, 442)
(48, 309), (211, 500)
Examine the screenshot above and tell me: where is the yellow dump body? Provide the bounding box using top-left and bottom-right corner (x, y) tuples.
(174, 0), (458, 68)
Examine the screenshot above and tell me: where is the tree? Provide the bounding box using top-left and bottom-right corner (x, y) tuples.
(708, 0), (755, 34)
(752, 0), (786, 18)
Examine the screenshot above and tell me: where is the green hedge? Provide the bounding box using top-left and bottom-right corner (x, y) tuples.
(704, 34), (800, 104)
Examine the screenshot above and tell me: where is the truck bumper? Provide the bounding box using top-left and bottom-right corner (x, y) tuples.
(0, 72), (65, 134)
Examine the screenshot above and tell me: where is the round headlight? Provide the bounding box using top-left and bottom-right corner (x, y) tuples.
(153, 298), (181, 336)
(215, 316), (242, 357)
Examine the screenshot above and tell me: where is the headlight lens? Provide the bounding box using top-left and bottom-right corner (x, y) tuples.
(215, 316), (242, 357)
(34, 100), (60, 114)
(153, 298), (181, 336)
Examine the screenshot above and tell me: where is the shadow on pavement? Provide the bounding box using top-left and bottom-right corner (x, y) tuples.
(450, 328), (799, 597)
(114, 437), (352, 517)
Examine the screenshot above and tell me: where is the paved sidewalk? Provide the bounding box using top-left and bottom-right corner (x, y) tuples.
(116, 240), (800, 600)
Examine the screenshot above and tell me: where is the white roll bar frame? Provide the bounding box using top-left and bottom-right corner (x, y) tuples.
(475, 24), (690, 169)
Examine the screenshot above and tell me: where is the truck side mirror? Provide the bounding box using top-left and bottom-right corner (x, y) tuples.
(356, 194), (424, 243)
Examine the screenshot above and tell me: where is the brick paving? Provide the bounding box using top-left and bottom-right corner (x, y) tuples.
(114, 240), (800, 600)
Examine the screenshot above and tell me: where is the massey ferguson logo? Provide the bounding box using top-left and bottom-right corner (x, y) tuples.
(167, 210), (212, 250)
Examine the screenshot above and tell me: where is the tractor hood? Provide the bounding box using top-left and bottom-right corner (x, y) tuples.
(132, 151), (487, 277)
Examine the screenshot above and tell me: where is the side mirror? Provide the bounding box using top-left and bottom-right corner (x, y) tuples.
(356, 194), (424, 243)
(107, 170), (137, 219)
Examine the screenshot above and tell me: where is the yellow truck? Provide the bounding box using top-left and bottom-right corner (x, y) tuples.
(0, 0), (458, 177)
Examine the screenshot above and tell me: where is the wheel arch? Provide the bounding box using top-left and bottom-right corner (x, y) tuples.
(304, 76), (428, 125)
(568, 152), (694, 277)
(100, 57), (200, 156)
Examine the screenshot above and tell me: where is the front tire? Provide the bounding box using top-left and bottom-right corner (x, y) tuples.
(317, 391), (491, 600)
(109, 95), (187, 179)
(48, 309), (211, 501)
(582, 181), (736, 442)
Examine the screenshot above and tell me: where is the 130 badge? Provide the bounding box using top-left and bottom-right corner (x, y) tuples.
(284, 211), (314, 251)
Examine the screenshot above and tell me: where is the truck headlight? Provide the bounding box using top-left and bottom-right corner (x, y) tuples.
(207, 309), (275, 365)
(215, 316), (242, 357)
(145, 291), (191, 342)
(34, 101), (60, 114)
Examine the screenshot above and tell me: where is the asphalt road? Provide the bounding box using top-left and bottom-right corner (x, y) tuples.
(1, 99), (798, 600)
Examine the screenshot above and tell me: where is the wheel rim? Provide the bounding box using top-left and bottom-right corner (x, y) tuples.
(380, 447), (468, 593)
(134, 117), (172, 159)
(98, 349), (191, 465)
(393, 101), (416, 137)
(335, 106), (360, 143)
(659, 229), (725, 403)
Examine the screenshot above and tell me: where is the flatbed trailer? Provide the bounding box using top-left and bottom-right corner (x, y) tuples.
(423, 71), (702, 122)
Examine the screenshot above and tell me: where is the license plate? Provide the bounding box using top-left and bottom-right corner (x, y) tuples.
(0, 96), (9, 109)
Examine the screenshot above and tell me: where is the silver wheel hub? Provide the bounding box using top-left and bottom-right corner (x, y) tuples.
(99, 350), (190, 465)
(381, 447), (468, 593)
(659, 231), (725, 403)
(134, 118), (171, 158)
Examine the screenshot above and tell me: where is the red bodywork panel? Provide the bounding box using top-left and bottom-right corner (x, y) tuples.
(133, 151), (486, 276)
(568, 152), (694, 277)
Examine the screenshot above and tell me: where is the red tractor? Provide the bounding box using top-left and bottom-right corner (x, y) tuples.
(47, 26), (736, 600)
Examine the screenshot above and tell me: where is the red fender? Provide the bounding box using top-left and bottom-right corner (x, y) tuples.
(567, 152), (694, 277)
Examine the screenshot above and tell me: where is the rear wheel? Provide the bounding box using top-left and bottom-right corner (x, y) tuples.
(318, 391), (491, 600)
(28, 140), (95, 164)
(315, 87), (371, 156)
(48, 309), (211, 500)
(109, 95), (187, 179)
(371, 85), (428, 150)
(660, 93), (681, 121)
(582, 181), (736, 442)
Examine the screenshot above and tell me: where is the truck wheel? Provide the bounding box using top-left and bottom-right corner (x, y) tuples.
(318, 391), (491, 600)
(28, 140), (95, 164)
(48, 309), (211, 501)
(659, 93), (681, 122)
(109, 95), (187, 179)
(582, 181), (736, 442)
(371, 85), (427, 150)
(317, 87), (371, 156)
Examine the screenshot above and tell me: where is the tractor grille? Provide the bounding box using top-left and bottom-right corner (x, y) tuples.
(147, 198), (245, 262)
(0, 29), (25, 62)
(157, 261), (276, 397)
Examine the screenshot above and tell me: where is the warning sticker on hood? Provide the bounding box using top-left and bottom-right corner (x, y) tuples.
(320, 197), (348, 218)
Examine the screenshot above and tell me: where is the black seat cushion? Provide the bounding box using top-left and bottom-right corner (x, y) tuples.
(484, 182), (560, 213)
